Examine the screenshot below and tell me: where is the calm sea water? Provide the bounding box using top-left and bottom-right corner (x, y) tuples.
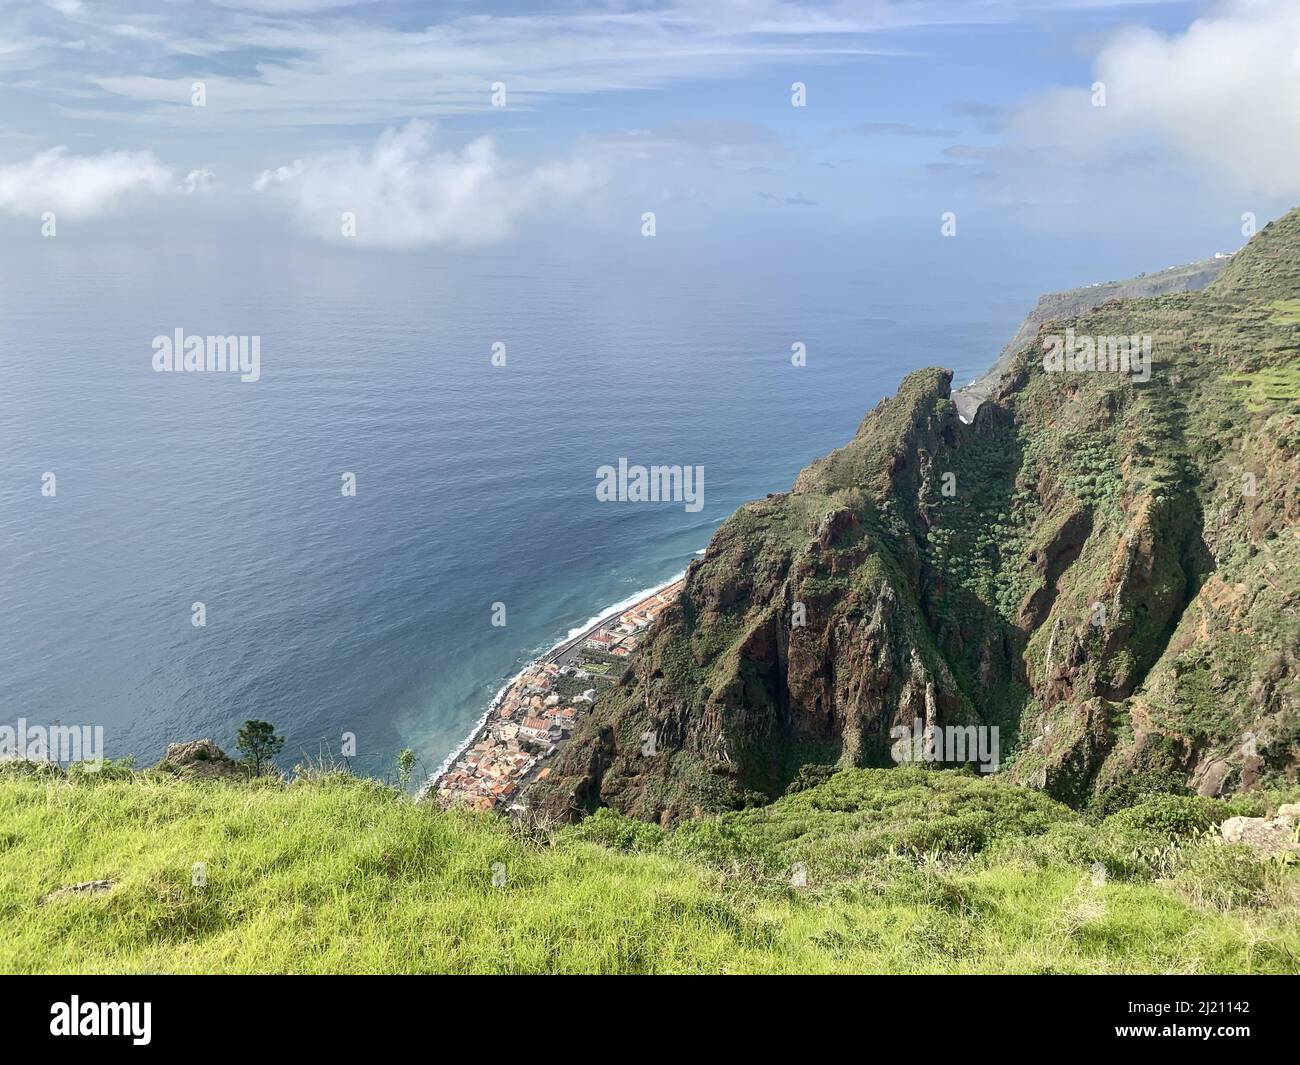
(0, 230), (1037, 779)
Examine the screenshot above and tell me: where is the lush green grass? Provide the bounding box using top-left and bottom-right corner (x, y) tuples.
(1267, 298), (1300, 325)
(2, 766), (1297, 973)
(1224, 359), (1300, 411)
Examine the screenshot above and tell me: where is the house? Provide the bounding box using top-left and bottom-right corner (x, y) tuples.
(519, 716), (552, 739)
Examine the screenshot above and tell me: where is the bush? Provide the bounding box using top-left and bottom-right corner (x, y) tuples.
(561, 807), (665, 852)
(1089, 768), (1191, 818)
(1103, 795), (1233, 840)
(69, 757), (138, 783)
(1170, 843), (1278, 911)
(0, 760), (62, 781)
(665, 817), (780, 874)
(785, 763), (839, 795)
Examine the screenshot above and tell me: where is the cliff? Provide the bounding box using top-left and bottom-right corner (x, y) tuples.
(534, 210), (1300, 824)
(953, 254), (1228, 421)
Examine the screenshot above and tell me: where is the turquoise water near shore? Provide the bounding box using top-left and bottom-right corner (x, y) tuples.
(1, 231), (1044, 777)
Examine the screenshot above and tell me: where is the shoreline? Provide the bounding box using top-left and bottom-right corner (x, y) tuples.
(424, 570), (688, 801)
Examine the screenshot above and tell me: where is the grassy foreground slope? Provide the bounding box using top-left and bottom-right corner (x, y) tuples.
(2, 766), (1297, 974)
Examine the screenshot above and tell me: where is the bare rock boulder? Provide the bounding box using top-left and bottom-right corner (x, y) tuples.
(1220, 807), (1300, 858)
(158, 738), (243, 780)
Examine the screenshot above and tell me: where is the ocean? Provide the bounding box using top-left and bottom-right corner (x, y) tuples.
(0, 229), (1041, 779)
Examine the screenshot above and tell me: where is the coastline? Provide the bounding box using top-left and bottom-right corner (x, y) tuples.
(424, 253), (1232, 802)
(424, 570), (688, 802)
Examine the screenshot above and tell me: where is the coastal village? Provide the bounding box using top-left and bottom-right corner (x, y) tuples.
(430, 580), (683, 812)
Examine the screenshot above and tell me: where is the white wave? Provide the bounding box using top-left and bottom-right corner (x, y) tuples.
(560, 571), (685, 643)
(425, 664), (531, 789)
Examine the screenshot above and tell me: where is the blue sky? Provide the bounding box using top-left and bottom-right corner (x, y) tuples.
(0, 0), (1297, 262)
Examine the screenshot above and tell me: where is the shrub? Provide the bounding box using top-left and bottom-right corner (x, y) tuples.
(666, 817), (780, 874)
(1103, 795), (1233, 840)
(561, 807), (665, 852)
(785, 763), (839, 795)
(67, 757), (137, 783)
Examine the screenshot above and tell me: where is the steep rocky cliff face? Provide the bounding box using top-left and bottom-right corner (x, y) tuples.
(953, 255), (1228, 421)
(534, 211), (1300, 825)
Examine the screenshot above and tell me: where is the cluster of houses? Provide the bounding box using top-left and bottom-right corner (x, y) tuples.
(432, 659), (596, 811)
(582, 586), (677, 658)
(431, 580), (684, 813)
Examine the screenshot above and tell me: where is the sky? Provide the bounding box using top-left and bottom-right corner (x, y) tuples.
(0, 0), (1297, 265)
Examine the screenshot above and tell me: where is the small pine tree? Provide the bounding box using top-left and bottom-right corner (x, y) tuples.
(235, 720), (284, 776)
(396, 748), (416, 788)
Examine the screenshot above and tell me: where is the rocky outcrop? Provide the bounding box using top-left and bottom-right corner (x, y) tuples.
(531, 210), (1300, 824)
(1220, 804), (1300, 857)
(156, 738), (244, 780)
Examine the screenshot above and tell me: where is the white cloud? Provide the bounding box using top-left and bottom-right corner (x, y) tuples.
(77, 4), (907, 132)
(181, 167), (215, 194)
(254, 120), (604, 247)
(0, 145), (172, 218)
(210, 0), (378, 10)
(1013, 0), (1300, 197)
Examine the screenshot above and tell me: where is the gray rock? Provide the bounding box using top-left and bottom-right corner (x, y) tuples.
(1220, 813), (1300, 857)
(159, 738), (243, 780)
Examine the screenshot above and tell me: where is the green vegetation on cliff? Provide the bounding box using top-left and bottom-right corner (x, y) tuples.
(2, 765), (1296, 974)
(534, 209), (1300, 824)
(8, 218), (1296, 977)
